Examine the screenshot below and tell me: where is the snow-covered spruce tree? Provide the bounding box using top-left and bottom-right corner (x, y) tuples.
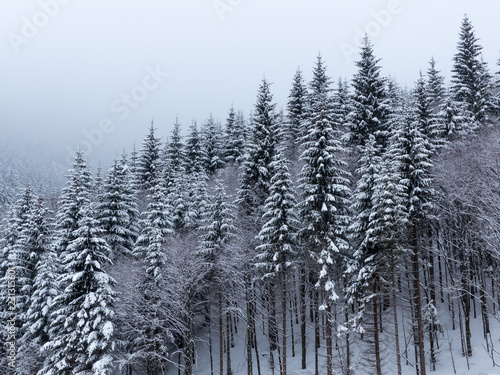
(256, 151), (298, 375)
(333, 78), (351, 135)
(284, 68), (308, 160)
(237, 78), (280, 215)
(167, 163), (208, 235)
(0, 186), (35, 372)
(134, 175), (173, 282)
(348, 135), (382, 264)
(199, 180), (236, 375)
(52, 148), (94, 261)
(40, 206), (115, 375)
(451, 15), (493, 126)
(438, 89), (468, 140)
(235, 110), (248, 156)
(163, 120), (205, 234)
(164, 118), (186, 174)
(390, 100), (435, 375)
(370, 153), (408, 375)
(0, 185), (35, 276)
(17, 198), (57, 374)
(168, 172), (198, 234)
(426, 57), (445, 112)
(186, 169), (209, 229)
(185, 120), (204, 174)
(386, 77), (406, 114)
(201, 114), (225, 175)
(346, 134), (386, 375)
(120, 153), (140, 244)
(118, 174), (174, 375)
(224, 106), (237, 162)
(347, 36), (390, 150)
(236, 79), (281, 374)
(256, 151), (298, 284)
(223, 108), (247, 166)
(347, 130), (409, 375)
(94, 164), (104, 198)
(129, 143), (139, 181)
(135, 122), (162, 192)
(298, 55), (351, 375)
(13, 197), (51, 329)
(97, 158), (139, 258)
(415, 72), (441, 144)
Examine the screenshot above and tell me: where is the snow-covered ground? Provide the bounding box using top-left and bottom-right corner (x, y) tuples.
(170, 303), (500, 375)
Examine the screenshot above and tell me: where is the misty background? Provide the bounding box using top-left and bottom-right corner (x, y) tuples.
(0, 0), (498, 178)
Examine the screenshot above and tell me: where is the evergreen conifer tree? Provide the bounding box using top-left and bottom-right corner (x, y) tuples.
(97, 158), (139, 258)
(390, 100), (435, 375)
(41, 206), (115, 375)
(237, 78), (280, 214)
(165, 118), (185, 174)
(135, 122), (162, 191)
(451, 15), (493, 125)
(185, 120), (204, 174)
(285, 68), (308, 158)
(256, 151), (298, 278)
(201, 114), (224, 175)
(347, 37), (390, 150)
(426, 57), (445, 111)
(134, 175), (173, 284)
(16, 198), (57, 374)
(52, 149), (94, 262)
(0, 186), (35, 372)
(298, 56), (351, 375)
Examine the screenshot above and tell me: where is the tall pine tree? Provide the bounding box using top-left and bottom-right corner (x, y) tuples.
(41, 206), (115, 375)
(299, 55), (351, 375)
(347, 36), (390, 150)
(237, 78), (280, 214)
(451, 15), (493, 126)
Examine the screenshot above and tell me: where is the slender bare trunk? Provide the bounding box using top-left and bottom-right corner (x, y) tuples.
(373, 280), (382, 375)
(300, 267), (307, 369)
(219, 286), (224, 375)
(412, 223), (426, 375)
(392, 266), (402, 375)
(314, 290), (319, 375)
(282, 272), (287, 375)
(245, 275), (253, 375)
(326, 302), (333, 375)
(226, 300), (232, 375)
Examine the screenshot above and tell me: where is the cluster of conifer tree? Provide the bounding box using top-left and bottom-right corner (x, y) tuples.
(1, 15), (500, 375)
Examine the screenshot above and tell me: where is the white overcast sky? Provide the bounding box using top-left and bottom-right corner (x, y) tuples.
(0, 0), (499, 171)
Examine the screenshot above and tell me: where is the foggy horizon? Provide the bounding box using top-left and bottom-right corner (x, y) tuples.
(1, 1), (499, 173)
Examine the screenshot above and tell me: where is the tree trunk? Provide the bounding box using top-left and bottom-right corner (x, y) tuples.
(392, 264), (402, 375)
(345, 305), (351, 375)
(314, 290), (320, 375)
(373, 280), (382, 375)
(209, 308), (214, 375)
(290, 298), (295, 358)
(219, 285), (224, 375)
(245, 275), (253, 375)
(326, 302), (333, 375)
(253, 304), (262, 375)
(282, 272), (287, 375)
(300, 267), (307, 369)
(412, 223), (426, 375)
(226, 300), (232, 375)
(185, 302), (194, 375)
(268, 281), (278, 375)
